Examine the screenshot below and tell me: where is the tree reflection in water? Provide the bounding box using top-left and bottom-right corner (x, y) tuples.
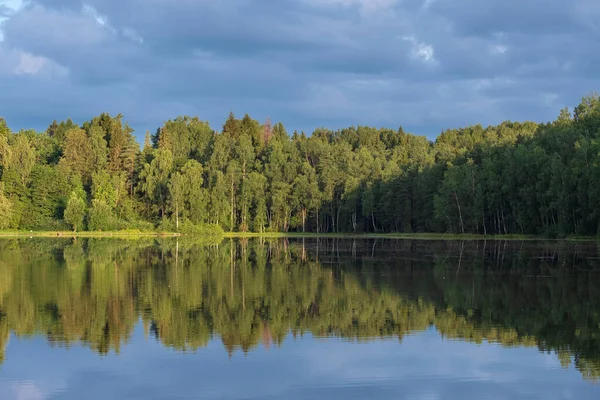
(0, 238), (599, 380)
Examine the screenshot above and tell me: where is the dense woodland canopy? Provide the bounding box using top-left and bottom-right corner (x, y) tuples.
(2, 93), (600, 235)
(0, 238), (599, 380)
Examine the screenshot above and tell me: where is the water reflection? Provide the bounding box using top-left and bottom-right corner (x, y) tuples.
(0, 238), (599, 385)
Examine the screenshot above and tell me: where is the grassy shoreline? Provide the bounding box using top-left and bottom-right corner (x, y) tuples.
(0, 230), (182, 238)
(225, 232), (598, 241)
(0, 230), (597, 241)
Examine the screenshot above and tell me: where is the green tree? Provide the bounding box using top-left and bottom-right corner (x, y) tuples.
(91, 170), (118, 209)
(180, 160), (207, 224)
(246, 172), (267, 232)
(0, 183), (13, 230)
(0, 120), (11, 175)
(139, 149), (173, 220)
(88, 125), (108, 172)
(11, 134), (36, 186)
(60, 128), (94, 181)
(64, 192), (86, 232)
(292, 163), (320, 232)
(88, 199), (116, 231)
(168, 172), (185, 230)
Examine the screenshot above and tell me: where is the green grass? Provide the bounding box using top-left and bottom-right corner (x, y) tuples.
(1, 230), (597, 241)
(0, 230), (182, 238)
(222, 232), (599, 241)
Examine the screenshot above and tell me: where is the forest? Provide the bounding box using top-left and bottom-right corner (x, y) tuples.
(1, 93), (600, 236)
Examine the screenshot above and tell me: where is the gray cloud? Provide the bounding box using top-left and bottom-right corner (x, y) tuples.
(0, 0), (598, 139)
(430, 0), (580, 36)
(3, 5), (108, 49)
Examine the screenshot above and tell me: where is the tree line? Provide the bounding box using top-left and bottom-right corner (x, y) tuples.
(1, 93), (600, 235)
(0, 238), (599, 379)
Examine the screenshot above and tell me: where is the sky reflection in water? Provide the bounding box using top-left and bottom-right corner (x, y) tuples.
(0, 238), (599, 400)
(1, 328), (596, 400)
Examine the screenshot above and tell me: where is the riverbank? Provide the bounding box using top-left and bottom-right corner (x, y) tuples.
(222, 232), (599, 241)
(0, 230), (597, 241)
(0, 230), (182, 238)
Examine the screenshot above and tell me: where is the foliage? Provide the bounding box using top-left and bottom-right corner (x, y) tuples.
(1, 96), (600, 236)
(177, 220), (224, 236)
(0, 184), (13, 230)
(64, 192), (86, 231)
(88, 199), (119, 231)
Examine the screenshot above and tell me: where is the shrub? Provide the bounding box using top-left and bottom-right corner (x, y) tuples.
(88, 200), (119, 231)
(64, 192), (86, 231)
(179, 220), (224, 236)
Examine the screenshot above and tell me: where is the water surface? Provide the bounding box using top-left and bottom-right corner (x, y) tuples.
(0, 238), (599, 399)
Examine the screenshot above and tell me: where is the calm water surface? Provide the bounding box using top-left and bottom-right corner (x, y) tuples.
(0, 238), (599, 399)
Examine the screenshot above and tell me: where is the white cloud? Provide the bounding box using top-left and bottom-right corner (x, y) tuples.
(11, 382), (45, 400)
(402, 35), (436, 63)
(0, 0), (23, 16)
(0, 0), (23, 41)
(492, 45), (508, 54)
(0, 47), (69, 77)
(415, 43), (435, 61)
(82, 4), (108, 26)
(14, 52), (49, 75)
(123, 27), (144, 44)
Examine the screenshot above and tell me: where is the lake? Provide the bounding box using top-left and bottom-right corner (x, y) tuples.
(0, 238), (599, 399)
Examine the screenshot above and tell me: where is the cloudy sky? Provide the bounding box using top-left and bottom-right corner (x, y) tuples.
(0, 0), (599, 140)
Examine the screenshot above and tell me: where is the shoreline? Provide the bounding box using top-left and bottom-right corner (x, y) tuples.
(222, 232), (598, 241)
(0, 231), (592, 241)
(0, 230), (597, 242)
(0, 231), (182, 238)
